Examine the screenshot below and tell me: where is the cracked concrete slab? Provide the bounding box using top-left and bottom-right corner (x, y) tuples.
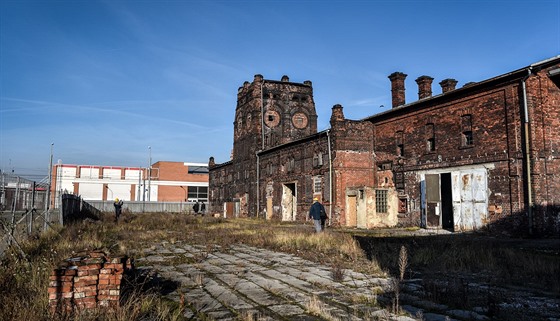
(137, 241), (425, 320)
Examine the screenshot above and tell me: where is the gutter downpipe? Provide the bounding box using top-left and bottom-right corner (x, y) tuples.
(327, 130), (333, 223)
(261, 80), (265, 150)
(257, 80), (265, 218)
(256, 151), (260, 218)
(522, 68), (533, 235)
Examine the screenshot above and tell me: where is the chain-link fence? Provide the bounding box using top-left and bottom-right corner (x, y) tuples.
(1, 172), (49, 212)
(1, 172), (58, 259)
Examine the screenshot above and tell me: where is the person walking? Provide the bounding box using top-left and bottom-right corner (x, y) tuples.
(113, 198), (123, 222)
(309, 197), (326, 233)
(200, 202), (206, 215)
(193, 200), (200, 215)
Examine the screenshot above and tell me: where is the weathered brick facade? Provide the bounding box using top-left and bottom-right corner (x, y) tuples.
(210, 57), (560, 236)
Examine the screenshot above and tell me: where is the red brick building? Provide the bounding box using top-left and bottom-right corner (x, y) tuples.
(52, 161), (208, 205)
(209, 57), (560, 236)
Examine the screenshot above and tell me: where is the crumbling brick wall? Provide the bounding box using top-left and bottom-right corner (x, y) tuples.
(49, 250), (133, 314)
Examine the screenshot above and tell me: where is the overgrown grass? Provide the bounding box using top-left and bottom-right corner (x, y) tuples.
(0, 212), (381, 321)
(355, 233), (560, 294)
(3, 212), (557, 320)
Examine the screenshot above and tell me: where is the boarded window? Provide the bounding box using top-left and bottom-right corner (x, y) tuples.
(313, 153), (324, 167)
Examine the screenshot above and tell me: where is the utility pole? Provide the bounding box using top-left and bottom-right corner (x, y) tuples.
(46, 143), (54, 211)
(45, 143), (54, 230)
(148, 146), (152, 202)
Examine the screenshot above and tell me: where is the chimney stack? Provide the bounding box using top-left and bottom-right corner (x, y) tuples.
(439, 78), (458, 93)
(388, 72), (407, 108)
(330, 104), (345, 123)
(416, 75), (434, 99)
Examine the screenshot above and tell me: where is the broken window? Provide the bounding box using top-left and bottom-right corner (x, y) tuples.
(378, 162), (392, 171)
(462, 131), (473, 146)
(425, 123), (435, 152)
(376, 189), (388, 213)
(313, 176), (322, 193)
(396, 131), (404, 157)
(461, 115), (473, 147)
(313, 152), (324, 167)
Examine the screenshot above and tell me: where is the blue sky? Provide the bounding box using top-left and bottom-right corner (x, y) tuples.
(1, 0), (559, 180)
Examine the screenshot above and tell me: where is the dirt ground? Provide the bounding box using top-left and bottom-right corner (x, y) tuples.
(350, 227), (560, 321)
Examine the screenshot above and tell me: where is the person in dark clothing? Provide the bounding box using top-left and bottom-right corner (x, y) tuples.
(320, 204), (328, 231)
(113, 198), (123, 222)
(193, 200), (200, 215)
(309, 197), (326, 233)
(200, 202), (206, 215)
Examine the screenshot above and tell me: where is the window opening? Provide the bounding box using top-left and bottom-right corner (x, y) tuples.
(461, 115), (473, 147)
(376, 189), (388, 213)
(313, 176), (322, 193)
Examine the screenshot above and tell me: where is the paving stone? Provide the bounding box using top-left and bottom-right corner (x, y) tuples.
(191, 296), (223, 313)
(143, 254), (166, 262)
(139, 241), (461, 320)
(268, 304), (305, 316)
(204, 278), (254, 310)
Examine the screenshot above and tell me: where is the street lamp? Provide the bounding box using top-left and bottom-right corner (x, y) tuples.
(180, 186), (187, 202)
(105, 186), (113, 200)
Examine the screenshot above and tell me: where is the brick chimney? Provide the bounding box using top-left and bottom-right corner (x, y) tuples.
(388, 72), (407, 108)
(254, 74), (264, 83)
(330, 104), (345, 123)
(416, 75), (434, 99)
(439, 78), (458, 93)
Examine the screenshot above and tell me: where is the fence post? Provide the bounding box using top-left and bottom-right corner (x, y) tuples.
(59, 195), (64, 226)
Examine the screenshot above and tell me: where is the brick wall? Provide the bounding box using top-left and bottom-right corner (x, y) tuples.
(49, 251), (133, 314)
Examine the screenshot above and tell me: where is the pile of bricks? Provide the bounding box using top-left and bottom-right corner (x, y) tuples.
(48, 250), (134, 314)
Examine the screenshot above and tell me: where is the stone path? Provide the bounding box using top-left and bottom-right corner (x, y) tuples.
(137, 241), (419, 321)
(136, 241), (559, 321)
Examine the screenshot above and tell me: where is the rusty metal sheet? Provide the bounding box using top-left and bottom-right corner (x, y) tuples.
(425, 174), (440, 202)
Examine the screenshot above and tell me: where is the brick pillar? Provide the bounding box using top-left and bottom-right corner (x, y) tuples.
(49, 251), (133, 314)
(416, 75), (434, 99)
(440, 78), (458, 93)
(388, 72), (407, 108)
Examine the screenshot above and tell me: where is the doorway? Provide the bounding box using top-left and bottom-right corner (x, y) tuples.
(347, 195), (357, 227)
(425, 173), (453, 230)
(440, 173), (453, 230)
(282, 183), (296, 221)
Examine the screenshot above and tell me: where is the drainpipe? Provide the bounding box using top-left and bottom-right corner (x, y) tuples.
(521, 68), (533, 235)
(257, 79), (266, 218)
(327, 130), (333, 223)
(261, 80), (266, 150)
(256, 151), (260, 218)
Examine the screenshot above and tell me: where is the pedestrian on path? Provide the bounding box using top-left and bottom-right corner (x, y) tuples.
(309, 197), (326, 233)
(193, 200), (200, 215)
(113, 198), (123, 222)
